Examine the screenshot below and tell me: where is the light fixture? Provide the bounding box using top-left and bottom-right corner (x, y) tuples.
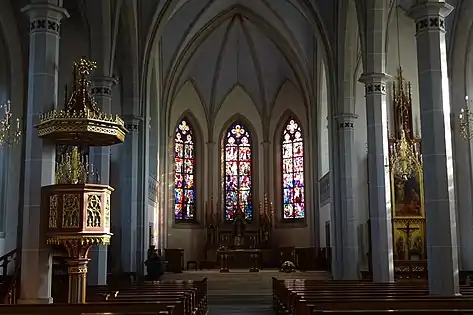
(0, 100), (22, 146)
(459, 96), (473, 141)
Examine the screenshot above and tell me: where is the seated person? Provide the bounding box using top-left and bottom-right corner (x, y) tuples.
(145, 251), (165, 281)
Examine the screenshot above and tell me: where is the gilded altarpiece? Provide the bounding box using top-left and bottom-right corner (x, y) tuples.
(389, 70), (426, 267)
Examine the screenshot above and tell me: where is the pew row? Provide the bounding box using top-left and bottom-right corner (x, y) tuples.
(272, 278), (473, 315)
(0, 279), (207, 315)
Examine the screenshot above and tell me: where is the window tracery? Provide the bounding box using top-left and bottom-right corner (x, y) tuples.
(281, 118), (305, 219)
(223, 122), (253, 221)
(174, 119), (196, 221)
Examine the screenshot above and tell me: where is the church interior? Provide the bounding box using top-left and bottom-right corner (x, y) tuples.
(1, 0), (473, 313)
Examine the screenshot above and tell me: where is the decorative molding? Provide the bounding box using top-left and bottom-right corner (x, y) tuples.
(365, 83), (387, 95)
(90, 86), (112, 96)
(415, 16), (445, 33)
(30, 18), (60, 34)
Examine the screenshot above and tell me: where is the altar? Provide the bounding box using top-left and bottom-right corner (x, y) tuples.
(217, 248), (261, 272)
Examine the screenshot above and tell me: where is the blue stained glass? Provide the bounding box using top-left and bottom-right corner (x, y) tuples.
(174, 119), (196, 221)
(223, 122), (253, 220)
(282, 118), (305, 219)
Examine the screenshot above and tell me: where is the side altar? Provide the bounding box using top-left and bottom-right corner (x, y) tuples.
(389, 68), (427, 279)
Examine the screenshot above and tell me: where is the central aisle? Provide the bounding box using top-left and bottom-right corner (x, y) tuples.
(161, 269), (330, 314)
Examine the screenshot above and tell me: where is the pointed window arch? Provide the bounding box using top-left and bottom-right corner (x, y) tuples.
(174, 119), (196, 221)
(281, 118), (305, 219)
(223, 122), (253, 221)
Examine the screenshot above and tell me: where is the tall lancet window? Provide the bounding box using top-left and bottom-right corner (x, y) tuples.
(174, 119), (196, 222)
(223, 122), (253, 221)
(282, 118), (305, 219)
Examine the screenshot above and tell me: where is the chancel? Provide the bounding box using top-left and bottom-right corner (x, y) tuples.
(1, 0), (473, 314)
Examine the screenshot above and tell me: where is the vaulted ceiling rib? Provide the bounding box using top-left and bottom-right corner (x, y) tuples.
(160, 0), (320, 114)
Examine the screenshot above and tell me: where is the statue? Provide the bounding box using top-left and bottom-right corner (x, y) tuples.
(233, 207), (246, 247)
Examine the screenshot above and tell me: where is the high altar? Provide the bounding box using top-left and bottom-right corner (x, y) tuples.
(204, 194), (296, 271)
(389, 68), (427, 279)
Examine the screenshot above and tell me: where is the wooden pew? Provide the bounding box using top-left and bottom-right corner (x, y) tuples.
(272, 278), (473, 315)
(0, 302), (181, 314)
(0, 279), (207, 315)
(89, 278), (208, 315)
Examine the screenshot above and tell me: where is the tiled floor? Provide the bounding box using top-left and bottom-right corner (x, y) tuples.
(162, 269), (329, 314)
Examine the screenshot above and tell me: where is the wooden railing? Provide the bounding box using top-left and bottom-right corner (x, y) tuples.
(0, 248), (20, 304)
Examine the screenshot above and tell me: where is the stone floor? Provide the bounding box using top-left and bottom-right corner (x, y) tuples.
(161, 269), (329, 314)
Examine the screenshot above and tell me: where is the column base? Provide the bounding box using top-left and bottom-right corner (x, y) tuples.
(17, 297), (53, 304)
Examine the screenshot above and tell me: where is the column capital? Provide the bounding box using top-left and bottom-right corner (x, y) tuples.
(358, 73), (391, 96)
(408, 2), (453, 34)
(91, 76), (117, 98)
(358, 72), (391, 84)
(21, 4), (69, 35)
(123, 115), (142, 132)
(335, 113), (358, 130)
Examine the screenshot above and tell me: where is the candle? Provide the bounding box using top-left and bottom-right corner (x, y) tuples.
(16, 118), (19, 129)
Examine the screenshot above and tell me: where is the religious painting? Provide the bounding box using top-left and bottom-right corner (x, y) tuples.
(173, 119), (196, 222)
(281, 118), (305, 219)
(392, 219), (426, 260)
(392, 170), (423, 217)
(223, 122), (253, 221)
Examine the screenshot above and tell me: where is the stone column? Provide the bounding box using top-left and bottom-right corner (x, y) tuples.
(408, 1), (460, 296)
(119, 116), (141, 275)
(333, 114), (359, 280)
(358, 73), (394, 283)
(19, 2), (69, 303)
(357, 0), (394, 283)
(87, 76), (116, 285)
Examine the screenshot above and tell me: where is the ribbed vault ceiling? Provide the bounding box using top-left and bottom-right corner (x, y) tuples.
(159, 0), (332, 114)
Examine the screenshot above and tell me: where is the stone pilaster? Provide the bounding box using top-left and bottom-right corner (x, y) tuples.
(87, 76), (116, 285)
(409, 1), (460, 296)
(359, 73), (394, 283)
(332, 114), (359, 280)
(119, 116), (141, 274)
(19, 2), (69, 304)
(261, 140), (270, 203)
(206, 141), (216, 203)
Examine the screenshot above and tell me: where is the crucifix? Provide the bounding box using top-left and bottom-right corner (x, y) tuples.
(397, 222), (419, 260)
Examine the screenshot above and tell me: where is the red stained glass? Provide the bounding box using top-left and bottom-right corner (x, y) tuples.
(281, 118), (305, 219)
(223, 122), (253, 220)
(174, 119), (196, 221)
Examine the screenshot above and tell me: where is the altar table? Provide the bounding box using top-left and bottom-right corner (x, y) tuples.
(217, 248), (261, 272)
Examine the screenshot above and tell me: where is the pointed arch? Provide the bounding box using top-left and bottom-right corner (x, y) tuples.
(222, 120), (254, 221)
(280, 115), (305, 220)
(173, 116), (198, 222)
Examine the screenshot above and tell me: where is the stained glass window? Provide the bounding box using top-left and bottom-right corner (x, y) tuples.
(174, 119), (196, 221)
(223, 122), (253, 221)
(282, 118), (305, 219)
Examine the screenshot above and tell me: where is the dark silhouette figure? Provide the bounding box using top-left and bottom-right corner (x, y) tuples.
(145, 247), (165, 281)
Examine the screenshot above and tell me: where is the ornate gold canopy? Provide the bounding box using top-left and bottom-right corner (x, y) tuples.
(35, 57), (127, 146)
